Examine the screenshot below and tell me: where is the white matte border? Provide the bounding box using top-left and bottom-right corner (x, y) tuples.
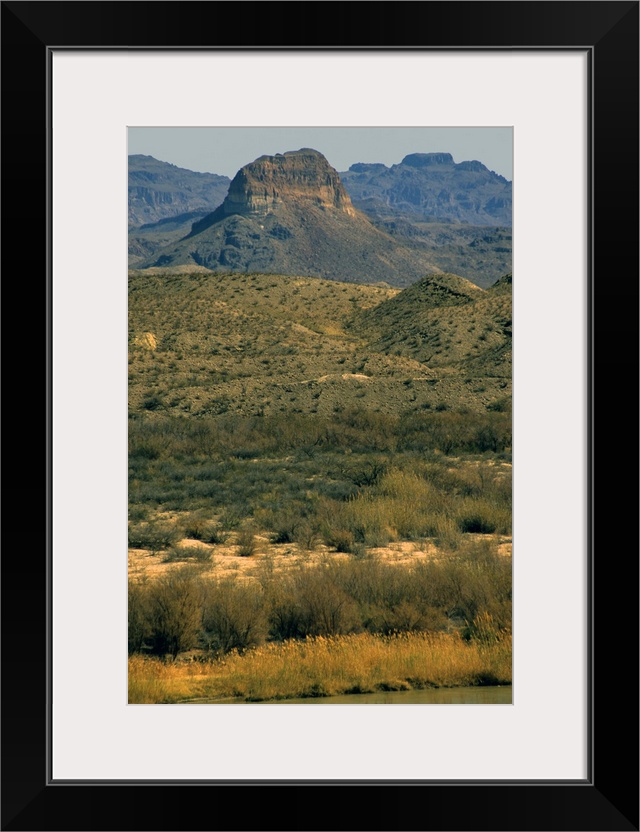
(52, 50), (587, 781)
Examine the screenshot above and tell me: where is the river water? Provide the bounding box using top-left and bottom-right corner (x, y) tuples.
(210, 686), (511, 705)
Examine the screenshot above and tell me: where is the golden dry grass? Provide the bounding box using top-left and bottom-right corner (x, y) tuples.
(129, 631), (511, 704)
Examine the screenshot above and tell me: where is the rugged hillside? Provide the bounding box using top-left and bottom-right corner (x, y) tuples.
(368, 220), (512, 289)
(337, 153), (512, 286)
(340, 153), (512, 226)
(128, 270), (511, 417)
(489, 271), (513, 293)
(129, 211), (211, 266)
(128, 155), (230, 227)
(140, 149), (440, 287)
(358, 273), (512, 376)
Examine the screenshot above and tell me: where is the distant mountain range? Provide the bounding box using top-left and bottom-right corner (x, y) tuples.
(128, 156), (230, 264)
(340, 152), (511, 226)
(128, 155), (230, 227)
(128, 150), (512, 286)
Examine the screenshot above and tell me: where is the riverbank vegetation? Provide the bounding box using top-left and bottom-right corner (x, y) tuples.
(129, 629), (512, 704)
(128, 536), (512, 702)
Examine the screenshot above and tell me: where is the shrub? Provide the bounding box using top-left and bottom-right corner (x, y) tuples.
(327, 528), (357, 554)
(182, 516), (228, 545)
(431, 515), (463, 550)
(268, 587), (309, 641)
(344, 462), (386, 488)
(293, 520), (320, 551)
(163, 543), (211, 564)
(128, 580), (151, 654)
(181, 516), (210, 540)
(456, 498), (511, 535)
(301, 572), (360, 635)
(458, 514), (497, 534)
(486, 397), (511, 413)
(236, 525), (258, 557)
(147, 566), (202, 658)
(200, 524), (229, 545)
(217, 509), (243, 530)
(370, 601), (448, 636)
(201, 579), (267, 654)
(142, 395), (163, 411)
(268, 510), (301, 544)
(128, 505), (149, 522)
(128, 522), (180, 554)
(190, 544), (213, 563)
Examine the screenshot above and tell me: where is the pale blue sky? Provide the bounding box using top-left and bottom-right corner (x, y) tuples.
(128, 127), (512, 181)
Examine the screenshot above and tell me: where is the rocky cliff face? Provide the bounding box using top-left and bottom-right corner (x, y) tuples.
(142, 149), (440, 287)
(402, 152), (455, 168)
(220, 149), (357, 219)
(128, 155), (230, 227)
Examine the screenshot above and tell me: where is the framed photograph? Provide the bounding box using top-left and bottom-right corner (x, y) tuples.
(3, 2), (638, 830)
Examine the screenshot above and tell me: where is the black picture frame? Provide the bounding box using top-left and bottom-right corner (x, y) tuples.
(2, 2), (638, 830)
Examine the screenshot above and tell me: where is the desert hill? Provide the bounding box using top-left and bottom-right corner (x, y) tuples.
(358, 273), (512, 375)
(128, 270), (511, 417)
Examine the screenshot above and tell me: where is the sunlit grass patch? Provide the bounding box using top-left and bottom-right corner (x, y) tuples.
(128, 631), (511, 704)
